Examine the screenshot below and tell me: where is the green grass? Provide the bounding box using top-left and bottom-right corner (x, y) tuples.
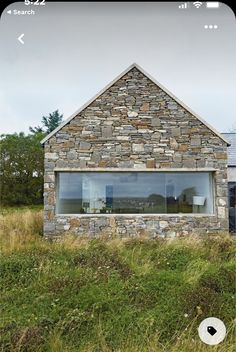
(0, 210), (236, 351)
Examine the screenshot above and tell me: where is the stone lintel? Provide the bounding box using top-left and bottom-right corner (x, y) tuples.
(53, 167), (218, 172)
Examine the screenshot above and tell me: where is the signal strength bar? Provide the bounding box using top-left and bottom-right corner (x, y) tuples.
(179, 2), (188, 9)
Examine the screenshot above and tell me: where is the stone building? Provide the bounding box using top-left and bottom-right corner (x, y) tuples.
(41, 63), (230, 238)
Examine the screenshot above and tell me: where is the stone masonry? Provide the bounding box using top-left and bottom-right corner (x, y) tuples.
(42, 65), (229, 238)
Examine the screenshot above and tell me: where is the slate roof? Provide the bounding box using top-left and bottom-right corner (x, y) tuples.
(222, 133), (236, 166)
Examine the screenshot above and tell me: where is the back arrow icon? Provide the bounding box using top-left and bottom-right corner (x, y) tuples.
(18, 34), (24, 44)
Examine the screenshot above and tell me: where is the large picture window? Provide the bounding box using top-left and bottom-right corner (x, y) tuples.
(56, 171), (214, 215)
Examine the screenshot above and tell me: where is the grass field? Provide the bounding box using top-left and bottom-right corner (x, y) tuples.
(0, 209), (236, 351)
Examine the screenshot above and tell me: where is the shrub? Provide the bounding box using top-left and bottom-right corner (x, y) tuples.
(72, 241), (132, 280)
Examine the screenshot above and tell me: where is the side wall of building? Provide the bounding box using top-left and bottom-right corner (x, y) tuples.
(228, 167), (236, 182)
(43, 68), (228, 238)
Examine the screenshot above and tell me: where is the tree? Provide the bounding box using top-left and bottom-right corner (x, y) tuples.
(0, 132), (44, 205)
(29, 110), (63, 134)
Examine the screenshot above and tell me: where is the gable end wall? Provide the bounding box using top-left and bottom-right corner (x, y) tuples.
(43, 68), (228, 238)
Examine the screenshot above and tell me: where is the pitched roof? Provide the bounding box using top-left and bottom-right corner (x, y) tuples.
(222, 133), (236, 166)
(41, 63), (230, 145)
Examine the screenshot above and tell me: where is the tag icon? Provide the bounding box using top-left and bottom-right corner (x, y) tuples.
(207, 326), (217, 336)
(198, 317), (226, 345)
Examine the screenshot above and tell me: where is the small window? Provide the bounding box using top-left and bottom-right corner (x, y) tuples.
(56, 171), (214, 215)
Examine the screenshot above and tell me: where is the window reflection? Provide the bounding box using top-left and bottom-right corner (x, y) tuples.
(56, 172), (213, 214)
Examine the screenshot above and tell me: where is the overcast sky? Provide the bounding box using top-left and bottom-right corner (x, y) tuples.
(0, 1), (235, 135)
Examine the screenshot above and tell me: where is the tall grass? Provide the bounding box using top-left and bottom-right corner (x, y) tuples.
(0, 210), (43, 252)
(0, 209), (235, 352)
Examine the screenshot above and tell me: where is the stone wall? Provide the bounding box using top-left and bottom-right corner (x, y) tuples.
(43, 67), (228, 238)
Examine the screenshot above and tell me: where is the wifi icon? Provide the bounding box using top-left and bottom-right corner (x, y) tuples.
(193, 1), (203, 8)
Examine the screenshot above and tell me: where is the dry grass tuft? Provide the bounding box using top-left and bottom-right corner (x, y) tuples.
(0, 210), (43, 252)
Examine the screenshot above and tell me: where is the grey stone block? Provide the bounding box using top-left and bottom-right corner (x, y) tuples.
(102, 126), (113, 138)
(80, 141), (91, 150)
(91, 152), (101, 162)
(44, 223), (55, 233)
(190, 137), (201, 146)
(171, 128), (180, 137)
(151, 117), (161, 127)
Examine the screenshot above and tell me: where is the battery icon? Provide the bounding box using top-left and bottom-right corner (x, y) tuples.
(206, 2), (220, 8)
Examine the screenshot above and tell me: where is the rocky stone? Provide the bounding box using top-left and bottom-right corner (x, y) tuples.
(170, 138), (178, 150)
(140, 102), (149, 111)
(166, 231), (176, 238)
(45, 153), (58, 160)
(56, 159), (68, 168)
(201, 147), (213, 154)
(151, 132), (161, 139)
(171, 127), (180, 136)
(183, 159), (196, 168)
(173, 154), (182, 162)
(197, 160), (206, 168)
(190, 137), (201, 146)
(153, 147), (164, 153)
(168, 102), (178, 110)
(146, 159), (156, 168)
(44, 223), (55, 232)
(179, 144), (188, 151)
(79, 159), (87, 168)
(80, 141), (91, 150)
(218, 206), (226, 219)
(45, 161), (55, 169)
(44, 174), (55, 183)
(215, 153), (227, 160)
(134, 162), (146, 169)
(127, 110), (138, 118)
(68, 151), (77, 160)
(218, 198), (227, 206)
(132, 143), (144, 152)
(151, 117), (161, 127)
(118, 161), (134, 168)
(91, 152), (101, 162)
(117, 136), (131, 141)
(160, 221), (168, 229)
(102, 126), (112, 138)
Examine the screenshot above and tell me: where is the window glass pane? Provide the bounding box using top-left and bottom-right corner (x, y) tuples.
(165, 172), (213, 214)
(56, 172), (214, 214)
(57, 173), (82, 214)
